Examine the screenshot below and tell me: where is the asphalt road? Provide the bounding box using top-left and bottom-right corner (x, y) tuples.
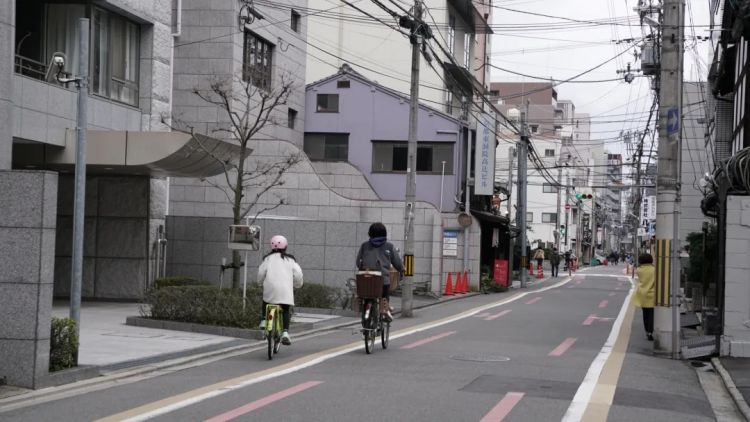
(1, 266), (717, 421)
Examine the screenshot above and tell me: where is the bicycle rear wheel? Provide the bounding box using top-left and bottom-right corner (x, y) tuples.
(364, 302), (376, 354)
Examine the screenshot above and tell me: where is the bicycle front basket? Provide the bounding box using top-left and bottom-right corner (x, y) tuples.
(355, 271), (384, 298)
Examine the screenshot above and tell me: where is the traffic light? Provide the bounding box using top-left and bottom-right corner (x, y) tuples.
(560, 224), (566, 236)
(574, 192), (593, 200)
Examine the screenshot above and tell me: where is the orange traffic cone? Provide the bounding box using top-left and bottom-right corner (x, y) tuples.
(529, 263), (535, 276)
(457, 271), (467, 293)
(443, 272), (454, 296)
(537, 264), (544, 279)
(463, 271), (470, 293)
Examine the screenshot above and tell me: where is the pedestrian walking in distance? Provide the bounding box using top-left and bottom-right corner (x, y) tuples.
(533, 246), (545, 270)
(550, 247), (560, 277)
(634, 253), (656, 341)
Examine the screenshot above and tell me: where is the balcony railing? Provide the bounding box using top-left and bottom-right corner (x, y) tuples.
(15, 55), (47, 81)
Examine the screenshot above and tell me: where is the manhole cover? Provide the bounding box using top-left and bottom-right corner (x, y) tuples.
(449, 354), (510, 362)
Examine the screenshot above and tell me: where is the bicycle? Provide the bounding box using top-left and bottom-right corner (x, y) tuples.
(263, 304), (284, 360)
(354, 271), (390, 354)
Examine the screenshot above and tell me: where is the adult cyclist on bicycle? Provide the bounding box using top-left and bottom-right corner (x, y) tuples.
(258, 235), (303, 345)
(356, 222), (404, 322)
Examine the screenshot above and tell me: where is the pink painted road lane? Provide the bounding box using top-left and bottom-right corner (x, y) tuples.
(204, 381), (323, 422)
(525, 297), (542, 305)
(480, 392), (525, 422)
(608, 292), (617, 297)
(400, 331), (457, 350)
(485, 309), (512, 321)
(582, 314), (597, 326)
(548, 337), (577, 357)
(598, 300), (609, 309)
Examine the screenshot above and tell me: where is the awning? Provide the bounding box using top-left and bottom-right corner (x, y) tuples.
(42, 130), (245, 177)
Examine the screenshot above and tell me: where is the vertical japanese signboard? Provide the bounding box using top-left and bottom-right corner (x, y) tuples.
(474, 112), (496, 195)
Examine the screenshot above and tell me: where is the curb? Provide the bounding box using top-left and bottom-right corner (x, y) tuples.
(712, 357), (750, 421)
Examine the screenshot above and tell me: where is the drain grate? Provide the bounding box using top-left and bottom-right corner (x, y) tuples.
(449, 354), (510, 362)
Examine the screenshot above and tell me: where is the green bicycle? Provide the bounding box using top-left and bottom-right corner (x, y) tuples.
(263, 304), (283, 360)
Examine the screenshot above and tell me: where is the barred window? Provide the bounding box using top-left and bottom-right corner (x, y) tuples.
(243, 31), (273, 91)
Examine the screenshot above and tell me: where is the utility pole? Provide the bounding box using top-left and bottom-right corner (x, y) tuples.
(556, 165), (562, 251)
(654, 0), (684, 358)
(70, 17), (90, 341)
(564, 172), (570, 250)
(590, 191), (597, 260)
(400, 0), (423, 318)
(518, 104), (529, 288)
(507, 146), (515, 280)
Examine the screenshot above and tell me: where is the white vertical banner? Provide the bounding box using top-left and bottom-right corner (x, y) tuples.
(475, 111), (496, 195)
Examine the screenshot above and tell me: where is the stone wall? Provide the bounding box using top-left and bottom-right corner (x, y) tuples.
(0, 170), (57, 388)
(722, 195), (750, 356)
(54, 175), (153, 300)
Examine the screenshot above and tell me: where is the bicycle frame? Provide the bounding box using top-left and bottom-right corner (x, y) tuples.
(264, 304), (283, 336)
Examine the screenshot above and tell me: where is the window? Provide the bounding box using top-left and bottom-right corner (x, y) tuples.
(463, 33), (471, 69)
(372, 141), (454, 173)
(288, 108), (297, 129)
(448, 15), (455, 55)
(304, 133), (349, 161)
(544, 149), (555, 157)
(526, 212), (533, 222)
(243, 31), (273, 91)
(316, 94), (339, 112)
(446, 90), (453, 114)
(337, 79), (350, 88)
(92, 9), (140, 105)
(291, 10), (301, 32)
(542, 213), (558, 223)
(542, 183), (558, 193)
(530, 125), (538, 134)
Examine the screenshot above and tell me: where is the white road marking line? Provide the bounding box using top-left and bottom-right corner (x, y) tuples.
(561, 276), (635, 422)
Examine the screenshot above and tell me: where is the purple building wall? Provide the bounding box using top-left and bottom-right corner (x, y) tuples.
(305, 68), (465, 211)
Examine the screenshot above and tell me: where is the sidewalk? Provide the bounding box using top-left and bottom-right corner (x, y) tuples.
(714, 357), (750, 420)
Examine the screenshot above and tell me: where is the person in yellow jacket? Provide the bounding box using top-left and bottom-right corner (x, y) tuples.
(634, 253), (656, 341)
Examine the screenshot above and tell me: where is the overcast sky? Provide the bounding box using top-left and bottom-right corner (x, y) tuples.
(489, 0), (711, 159)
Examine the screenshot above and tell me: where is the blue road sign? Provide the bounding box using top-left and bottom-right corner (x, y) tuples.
(667, 107), (679, 136)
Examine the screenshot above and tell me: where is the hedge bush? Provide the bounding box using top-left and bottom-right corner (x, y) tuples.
(142, 285), (262, 329)
(153, 276), (211, 289)
(50, 317), (78, 372)
(294, 283), (341, 309)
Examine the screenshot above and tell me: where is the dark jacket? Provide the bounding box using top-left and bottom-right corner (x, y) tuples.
(550, 251), (561, 265)
(356, 237), (404, 285)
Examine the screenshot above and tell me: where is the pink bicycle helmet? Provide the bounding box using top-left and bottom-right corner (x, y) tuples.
(270, 235), (288, 250)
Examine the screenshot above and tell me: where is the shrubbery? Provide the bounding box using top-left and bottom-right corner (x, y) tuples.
(142, 285), (262, 329)
(153, 276), (210, 289)
(295, 283), (341, 309)
(480, 273), (508, 293)
(141, 280), (344, 329)
(50, 317), (78, 372)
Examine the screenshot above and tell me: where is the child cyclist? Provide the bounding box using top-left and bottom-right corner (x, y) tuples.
(257, 235), (303, 345)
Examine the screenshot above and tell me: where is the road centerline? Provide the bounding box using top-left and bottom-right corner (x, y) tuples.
(480, 392), (525, 422)
(204, 381), (323, 422)
(400, 331), (456, 349)
(549, 337), (578, 357)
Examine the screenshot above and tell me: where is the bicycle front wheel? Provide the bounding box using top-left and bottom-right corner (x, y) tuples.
(381, 320), (390, 349)
(267, 316), (277, 360)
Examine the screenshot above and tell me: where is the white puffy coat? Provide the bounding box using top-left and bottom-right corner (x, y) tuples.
(257, 253), (304, 305)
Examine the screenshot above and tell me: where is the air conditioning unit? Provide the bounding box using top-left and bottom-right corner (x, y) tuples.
(640, 41), (659, 75)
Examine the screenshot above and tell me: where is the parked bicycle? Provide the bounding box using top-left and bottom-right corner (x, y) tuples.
(353, 271), (390, 354)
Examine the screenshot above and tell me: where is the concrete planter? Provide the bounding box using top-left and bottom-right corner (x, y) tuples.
(125, 316), (315, 339)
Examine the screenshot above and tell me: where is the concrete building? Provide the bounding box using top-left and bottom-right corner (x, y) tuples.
(0, 0), (230, 389)
(680, 82), (710, 243)
(492, 82), (573, 249)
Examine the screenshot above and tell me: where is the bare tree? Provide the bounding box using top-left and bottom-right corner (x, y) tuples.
(169, 74), (301, 288)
